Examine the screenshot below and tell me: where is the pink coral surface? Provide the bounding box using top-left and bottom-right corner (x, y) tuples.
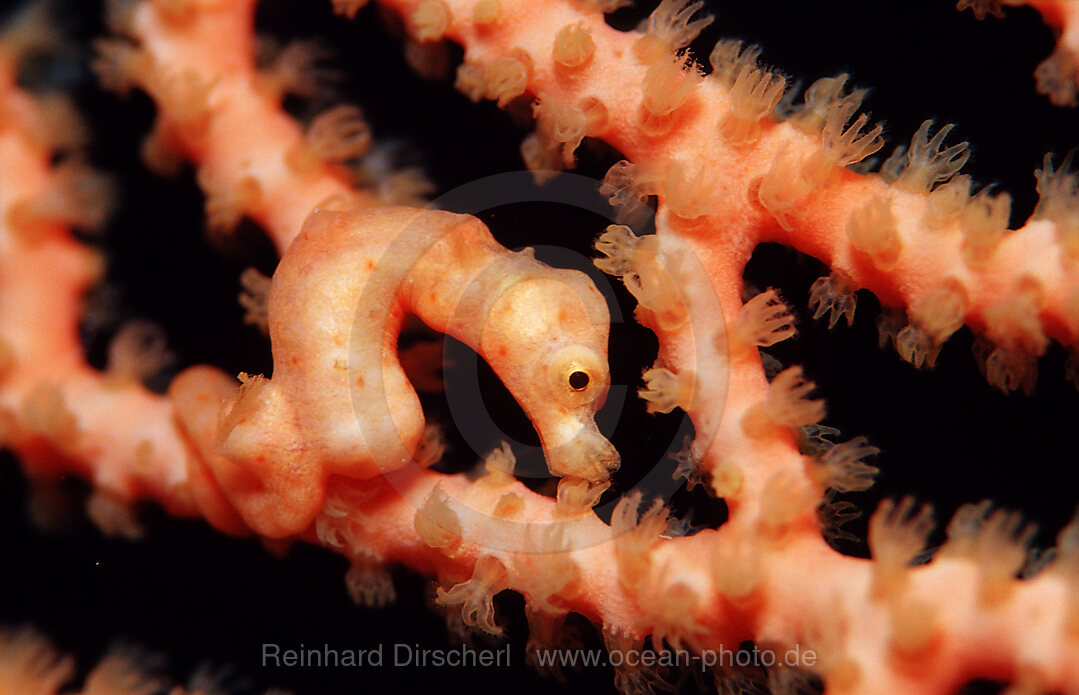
(1, 1), (1079, 694)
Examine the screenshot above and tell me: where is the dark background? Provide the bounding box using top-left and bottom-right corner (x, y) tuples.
(1, 1), (1077, 693)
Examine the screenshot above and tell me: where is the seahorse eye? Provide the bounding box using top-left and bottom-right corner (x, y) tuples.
(546, 346), (606, 406)
(568, 370), (590, 390)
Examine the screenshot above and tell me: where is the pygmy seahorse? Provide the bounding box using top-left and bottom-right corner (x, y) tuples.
(170, 206), (619, 538)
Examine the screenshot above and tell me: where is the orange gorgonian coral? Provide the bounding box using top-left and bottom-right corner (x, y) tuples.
(1, 1), (1079, 695)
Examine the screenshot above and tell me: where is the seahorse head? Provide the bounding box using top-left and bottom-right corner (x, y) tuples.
(479, 255), (620, 484)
